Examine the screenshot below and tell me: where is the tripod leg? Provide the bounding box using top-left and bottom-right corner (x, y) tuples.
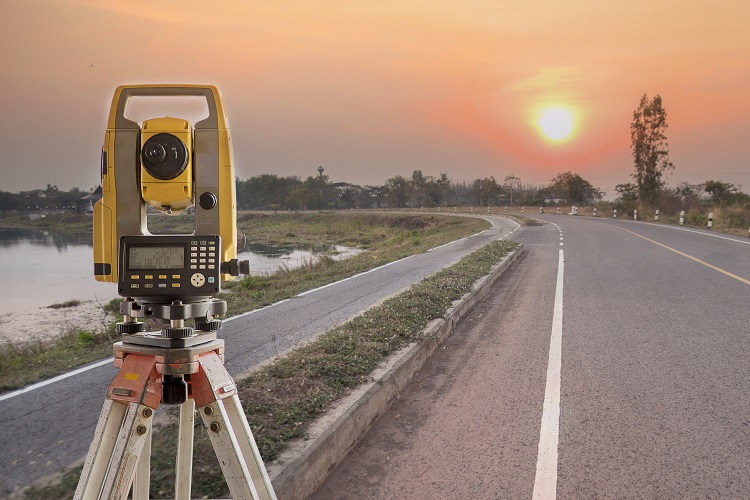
(175, 398), (195, 500)
(76, 352), (161, 500)
(74, 401), (153, 500)
(192, 350), (277, 500)
(75, 399), (128, 499)
(200, 399), (262, 500)
(223, 393), (277, 500)
(133, 424), (152, 500)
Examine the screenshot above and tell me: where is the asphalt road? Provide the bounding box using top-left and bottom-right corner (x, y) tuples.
(311, 215), (750, 499)
(0, 215), (518, 496)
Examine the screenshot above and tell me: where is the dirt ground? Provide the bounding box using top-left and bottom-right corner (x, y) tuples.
(0, 300), (114, 345)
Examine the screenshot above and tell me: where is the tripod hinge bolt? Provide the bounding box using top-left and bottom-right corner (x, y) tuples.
(210, 422), (221, 433)
(136, 425), (148, 435)
(142, 408), (153, 418)
(204, 406), (214, 416)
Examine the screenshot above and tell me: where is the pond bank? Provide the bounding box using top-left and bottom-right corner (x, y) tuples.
(0, 299), (114, 346)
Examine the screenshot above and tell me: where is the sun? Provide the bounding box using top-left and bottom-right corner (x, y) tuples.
(537, 107), (575, 142)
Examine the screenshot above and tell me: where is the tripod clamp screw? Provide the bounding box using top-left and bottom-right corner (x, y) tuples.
(136, 425), (148, 435)
(210, 422), (221, 433)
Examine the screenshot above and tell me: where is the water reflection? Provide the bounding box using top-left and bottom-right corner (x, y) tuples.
(0, 228), (92, 252)
(0, 228), (361, 314)
(240, 242), (361, 275)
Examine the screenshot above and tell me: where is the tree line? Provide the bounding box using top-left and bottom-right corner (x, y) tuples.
(6, 170), (744, 214)
(232, 170), (602, 210)
(0, 171), (604, 213)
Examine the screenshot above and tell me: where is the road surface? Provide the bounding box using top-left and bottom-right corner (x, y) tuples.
(311, 215), (750, 499)
(0, 215), (518, 496)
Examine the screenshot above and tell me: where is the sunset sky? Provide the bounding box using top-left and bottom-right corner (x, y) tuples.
(1, 0), (748, 198)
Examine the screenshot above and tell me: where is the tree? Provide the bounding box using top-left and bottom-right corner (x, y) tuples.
(630, 94), (675, 205)
(615, 183), (638, 205)
(469, 177), (501, 206)
(384, 176), (410, 208)
(549, 172), (601, 205)
(504, 175), (520, 205)
(704, 180), (737, 203)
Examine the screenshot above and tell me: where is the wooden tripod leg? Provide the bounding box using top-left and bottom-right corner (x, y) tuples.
(74, 353), (162, 500)
(175, 398), (196, 500)
(223, 393), (277, 500)
(200, 398), (262, 499)
(75, 399), (128, 499)
(133, 423), (151, 500)
(74, 400), (154, 500)
(192, 350), (278, 500)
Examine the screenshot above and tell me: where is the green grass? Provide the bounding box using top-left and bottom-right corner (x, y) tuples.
(0, 328), (121, 393)
(24, 239), (518, 499)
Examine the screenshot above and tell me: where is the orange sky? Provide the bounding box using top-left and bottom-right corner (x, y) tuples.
(1, 0), (749, 197)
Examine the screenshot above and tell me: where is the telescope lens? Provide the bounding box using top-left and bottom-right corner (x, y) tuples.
(144, 143), (167, 164)
(141, 133), (189, 180)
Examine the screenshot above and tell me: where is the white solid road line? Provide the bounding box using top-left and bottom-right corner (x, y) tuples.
(635, 221), (750, 245)
(0, 357), (114, 403)
(532, 248), (565, 499)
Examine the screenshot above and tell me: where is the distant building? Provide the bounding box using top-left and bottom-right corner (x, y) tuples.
(80, 186), (102, 213)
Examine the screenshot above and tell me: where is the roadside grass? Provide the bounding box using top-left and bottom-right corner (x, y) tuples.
(0, 213), (490, 393)
(0, 298), (122, 393)
(23, 239), (518, 499)
(222, 213), (491, 315)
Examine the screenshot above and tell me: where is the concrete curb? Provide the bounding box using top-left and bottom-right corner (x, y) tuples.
(267, 245), (524, 499)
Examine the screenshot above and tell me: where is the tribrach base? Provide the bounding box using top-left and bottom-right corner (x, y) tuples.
(74, 340), (277, 500)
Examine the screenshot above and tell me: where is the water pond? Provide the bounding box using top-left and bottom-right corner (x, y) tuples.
(0, 227), (360, 314)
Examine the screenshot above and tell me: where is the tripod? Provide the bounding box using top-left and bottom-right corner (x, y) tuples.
(74, 331), (277, 500)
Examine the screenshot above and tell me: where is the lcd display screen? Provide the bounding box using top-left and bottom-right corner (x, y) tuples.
(129, 246), (184, 270)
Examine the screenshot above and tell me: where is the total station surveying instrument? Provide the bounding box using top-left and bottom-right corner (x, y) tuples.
(76, 85), (277, 500)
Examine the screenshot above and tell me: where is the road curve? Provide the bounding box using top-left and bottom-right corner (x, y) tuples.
(311, 215), (750, 499)
(0, 215), (518, 495)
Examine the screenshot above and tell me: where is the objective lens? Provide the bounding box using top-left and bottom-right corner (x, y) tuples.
(141, 133), (188, 180)
(144, 144), (167, 164)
